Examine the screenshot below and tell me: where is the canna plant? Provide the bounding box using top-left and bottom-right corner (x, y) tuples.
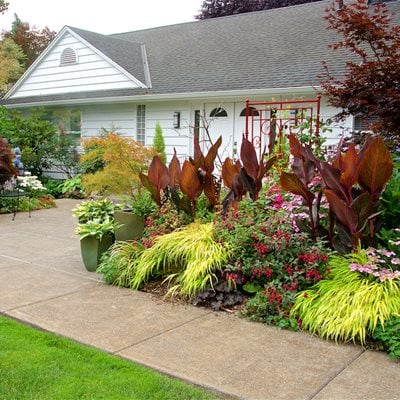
(139, 155), (170, 206)
(221, 136), (275, 212)
(140, 137), (223, 215)
(280, 134), (393, 251)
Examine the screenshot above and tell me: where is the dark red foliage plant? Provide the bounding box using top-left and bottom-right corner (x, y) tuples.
(140, 138), (223, 215)
(280, 133), (393, 252)
(139, 155), (170, 206)
(321, 0), (400, 146)
(221, 136), (275, 212)
(0, 136), (17, 185)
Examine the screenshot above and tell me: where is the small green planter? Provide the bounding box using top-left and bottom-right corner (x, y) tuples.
(80, 234), (114, 272)
(114, 211), (144, 241)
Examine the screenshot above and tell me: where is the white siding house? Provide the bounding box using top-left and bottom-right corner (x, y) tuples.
(7, 30), (145, 99)
(3, 0), (397, 162)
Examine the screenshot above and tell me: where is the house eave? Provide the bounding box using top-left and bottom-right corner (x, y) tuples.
(3, 86), (321, 109)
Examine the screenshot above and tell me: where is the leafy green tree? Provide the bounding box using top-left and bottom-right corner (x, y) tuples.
(0, 38), (26, 94)
(153, 122), (167, 163)
(196, 0), (323, 19)
(2, 14), (56, 68)
(0, 107), (58, 176)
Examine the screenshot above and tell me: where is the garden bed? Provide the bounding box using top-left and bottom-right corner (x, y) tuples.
(76, 134), (399, 360)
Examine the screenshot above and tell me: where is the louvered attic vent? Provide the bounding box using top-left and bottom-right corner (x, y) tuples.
(60, 47), (78, 65)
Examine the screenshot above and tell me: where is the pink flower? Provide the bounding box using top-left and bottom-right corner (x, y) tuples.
(349, 263), (359, 271)
(376, 249), (396, 257)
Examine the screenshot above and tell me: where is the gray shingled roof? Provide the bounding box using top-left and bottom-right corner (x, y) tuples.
(111, 0), (343, 93)
(3, 0), (400, 105)
(67, 27), (148, 86)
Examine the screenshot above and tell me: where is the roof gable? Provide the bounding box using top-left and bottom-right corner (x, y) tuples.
(4, 26), (149, 99)
(67, 27), (151, 87)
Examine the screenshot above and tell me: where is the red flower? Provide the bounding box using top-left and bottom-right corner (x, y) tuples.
(254, 243), (269, 256)
(264, 268), (273, 278)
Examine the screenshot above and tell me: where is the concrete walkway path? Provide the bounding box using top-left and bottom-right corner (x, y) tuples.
(0, 199), (399, 400)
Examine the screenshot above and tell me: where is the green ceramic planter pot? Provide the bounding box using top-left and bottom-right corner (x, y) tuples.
(80, 234), (114, 272)
(114, 210), (144, 242)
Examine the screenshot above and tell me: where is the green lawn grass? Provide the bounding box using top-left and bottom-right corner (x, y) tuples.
(0, 315), (219, 400)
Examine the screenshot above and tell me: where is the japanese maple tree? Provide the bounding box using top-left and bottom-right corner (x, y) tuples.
(321, 0), (400, 145)
(195, 0), (323, 19)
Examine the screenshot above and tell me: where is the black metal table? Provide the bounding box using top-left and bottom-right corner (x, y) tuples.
(0, 189), (29, 220)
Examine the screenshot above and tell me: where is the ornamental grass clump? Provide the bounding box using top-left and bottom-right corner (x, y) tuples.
(291, 248), (400, 344)
(97, 241), (145, 287)
(130, 222), (230, 298)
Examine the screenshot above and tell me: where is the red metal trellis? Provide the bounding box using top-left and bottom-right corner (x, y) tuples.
(244, 96), (321, 159)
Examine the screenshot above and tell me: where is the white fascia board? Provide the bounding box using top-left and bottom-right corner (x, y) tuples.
(66, 28), (147, 89)
(5, 86), (321, 108)
(4, 26), (71, 99)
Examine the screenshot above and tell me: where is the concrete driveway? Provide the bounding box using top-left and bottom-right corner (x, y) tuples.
(0, 199), (399, 400)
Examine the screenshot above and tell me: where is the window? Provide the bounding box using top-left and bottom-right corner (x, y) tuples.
(60, 47), (78, 65)
(136, 105), (146, 145)
(44, 109), (81, 146)
(194, 110), (201, 143)
(61, 109), (81, 146)
(354, 116), (378, 131)
(209, 107), (228, 117)
(240, 107), (260, 117)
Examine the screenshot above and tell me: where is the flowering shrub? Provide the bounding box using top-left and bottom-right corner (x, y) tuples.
(213, 186), (331, 329)
(17, 172), (44, 196)
(142, 204), (192, 248)
(141, 195), (214, 248)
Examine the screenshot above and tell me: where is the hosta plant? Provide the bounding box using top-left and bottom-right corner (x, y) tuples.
(74, 217), (120, 240)
(73, 199), (122, 241)
(72, 198), (119, 224)
(291, 248), (400, 344)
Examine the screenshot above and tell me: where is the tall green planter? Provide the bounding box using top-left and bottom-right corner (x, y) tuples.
(114, 211), (144, 241)
(80, 234), (114, 272)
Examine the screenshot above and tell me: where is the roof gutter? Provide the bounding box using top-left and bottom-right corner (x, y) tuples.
(4, 86), (321, 108)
